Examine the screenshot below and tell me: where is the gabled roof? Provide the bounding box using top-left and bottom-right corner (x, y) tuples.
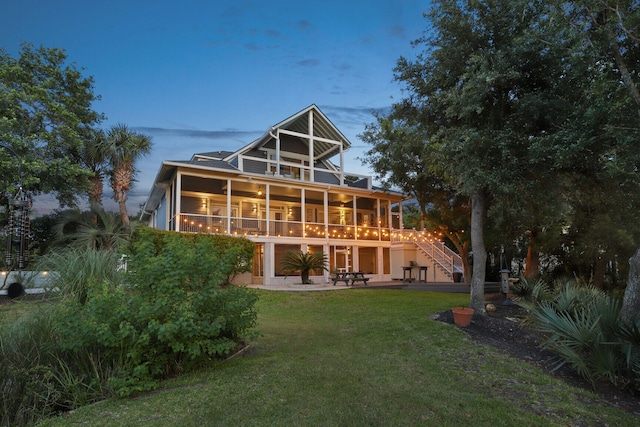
(235, 104), (350, 162)
(141, 105), (369, 217)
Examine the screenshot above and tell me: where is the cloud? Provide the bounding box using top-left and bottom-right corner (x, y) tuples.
(292, 19), (315, 31)
(133, 127), (262, 140)
(319, 105), (389, 126)
(297, 58), (320, 67)
(387, 24), (407, 39)
(263, 29), (283, 39)
(244, 41), (280, 51)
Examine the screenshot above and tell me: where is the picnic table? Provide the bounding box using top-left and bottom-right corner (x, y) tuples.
(332, 271), (369, 286)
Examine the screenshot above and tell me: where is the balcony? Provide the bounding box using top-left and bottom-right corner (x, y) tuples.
(172, 214), (391, 241)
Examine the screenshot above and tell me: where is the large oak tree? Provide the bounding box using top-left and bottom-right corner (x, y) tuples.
(364, 0), (577, 312)
(0, 43), (103, 206)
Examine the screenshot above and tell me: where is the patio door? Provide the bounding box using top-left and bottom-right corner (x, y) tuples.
(331, 246), (352, 273)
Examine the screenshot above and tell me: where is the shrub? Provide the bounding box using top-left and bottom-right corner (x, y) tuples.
(1, 229), (260, 425)
(0, 304), (69, 426)
(519, 279), (640, 391)
(280, 250), (328, 284)
(50, 230), (259, 396)
(35, 246), (125, 304)
(86, 229), (258, 395)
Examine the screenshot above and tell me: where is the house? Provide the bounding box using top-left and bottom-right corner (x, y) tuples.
(140, 105), (463, 286)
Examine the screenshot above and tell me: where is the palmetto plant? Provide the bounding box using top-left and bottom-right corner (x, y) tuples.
(280, 250), (328, 284)
(522, 280), (640, 390)
(52, 204), (133, 251)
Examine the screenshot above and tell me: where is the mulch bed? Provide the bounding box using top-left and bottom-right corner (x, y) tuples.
(434, 294), (640, 416)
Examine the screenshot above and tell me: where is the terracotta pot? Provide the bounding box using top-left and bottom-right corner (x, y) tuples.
(451, 307), (475, 327)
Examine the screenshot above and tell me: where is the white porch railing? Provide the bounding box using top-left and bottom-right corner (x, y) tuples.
(172, 213), (392, 241)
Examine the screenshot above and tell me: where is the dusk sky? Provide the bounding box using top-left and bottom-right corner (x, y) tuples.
(2, 1), (432, 215)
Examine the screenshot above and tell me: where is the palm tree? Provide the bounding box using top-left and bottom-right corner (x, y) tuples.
(104, 124), (152, 230)
(280, 250), (328, 284)
(52, 204), (132, 251)
(83, 129), (109, 207)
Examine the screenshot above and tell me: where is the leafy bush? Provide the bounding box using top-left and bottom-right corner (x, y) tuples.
(1, 228), (259, 425)
(54, 229), (259, 395)
(519, 280), (640, 391)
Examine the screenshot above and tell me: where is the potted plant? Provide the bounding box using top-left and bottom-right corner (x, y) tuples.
(451, 307), (475, 327)
(280, 250), (328, 284)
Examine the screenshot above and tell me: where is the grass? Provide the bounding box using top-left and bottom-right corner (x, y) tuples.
(21, 289), (638, 426)
(0, 296), (52, 327)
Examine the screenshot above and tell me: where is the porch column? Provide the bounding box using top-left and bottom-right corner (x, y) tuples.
(376, 199), (381, 241)
(301, 188), (306, 237)
(226, 178), (232, 234)
(175, 172), (182, 232)
(352, 195), (357, 240)
(324, 190), (329, 239)
(266, 184), (271, 236)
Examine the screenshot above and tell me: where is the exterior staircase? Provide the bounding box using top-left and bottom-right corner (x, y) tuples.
(414, 240), (464, 281)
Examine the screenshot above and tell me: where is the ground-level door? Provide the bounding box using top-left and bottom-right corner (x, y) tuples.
(331, 246), (353, 273)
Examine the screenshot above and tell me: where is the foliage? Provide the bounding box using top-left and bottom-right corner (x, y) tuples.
(33, 290), (639, 427)
(34, 246), (125, 304)
(0, 303), (74, 426)
(0, 42), (103, 207)
(279, 250), (328, 284)
(361, 0), (640, 296)
(361, 0), (582, 310)
(0, 230), (259, 425)
(510, 275), (555, 305)
(101, 229), (259, 391)
(129, 228), (255, 285)
(50, 203), (134, 251)
(519, 279), (640, 390)
(101, 124), (152, 228)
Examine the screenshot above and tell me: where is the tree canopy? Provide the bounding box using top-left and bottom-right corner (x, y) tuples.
(0, 43), (104, 207)
(361, 0), (640, 313)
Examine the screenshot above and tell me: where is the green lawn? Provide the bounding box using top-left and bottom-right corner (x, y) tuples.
(34, 289), (636, 426)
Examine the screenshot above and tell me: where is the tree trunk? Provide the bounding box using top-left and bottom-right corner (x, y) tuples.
(448, 235), (471, 284)
(301, 270), (310, 284)
(621, 248), (640, 323)
(524, 228), (540, 279)
(112, 164), (132, 231)
(470, 190), (487, 314)
(593, 254), (606, 289)
(117, 197), (130, 231)
(461, 242), (472, 284)
(600, 14), (640, 321)
(605, 25), (640, 117)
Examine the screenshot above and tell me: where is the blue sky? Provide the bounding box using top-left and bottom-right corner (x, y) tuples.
(2, 1), (431, 215)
